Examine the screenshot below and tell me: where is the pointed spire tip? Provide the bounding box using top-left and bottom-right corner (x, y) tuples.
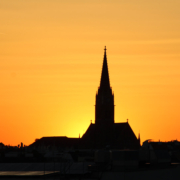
(99, 46), (110, 89)
(104, 46), (107, 52)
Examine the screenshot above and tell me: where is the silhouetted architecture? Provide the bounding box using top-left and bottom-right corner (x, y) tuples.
(30, 47), (140, 150)
(95, 47), (114, 125)
(80, 47), (140, 149)
(29, 137), (79, 149)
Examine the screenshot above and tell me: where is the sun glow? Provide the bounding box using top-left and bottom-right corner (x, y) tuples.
(1, 0), (180, 145)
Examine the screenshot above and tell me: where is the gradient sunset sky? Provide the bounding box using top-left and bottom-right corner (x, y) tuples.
(1, 0), (180, 145)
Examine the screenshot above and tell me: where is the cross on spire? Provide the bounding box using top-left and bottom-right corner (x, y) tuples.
(104, 46), (107, 52)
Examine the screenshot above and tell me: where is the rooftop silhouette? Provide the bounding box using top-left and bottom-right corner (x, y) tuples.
(31, 47), (140, 150)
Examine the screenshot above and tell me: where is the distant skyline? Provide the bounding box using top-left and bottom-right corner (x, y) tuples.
(1, 0), (180, 145)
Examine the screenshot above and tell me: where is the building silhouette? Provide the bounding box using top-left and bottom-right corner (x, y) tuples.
(80, 47), (140, 149)
(30, 47), (140, 149)
(95, 47), (114, 125)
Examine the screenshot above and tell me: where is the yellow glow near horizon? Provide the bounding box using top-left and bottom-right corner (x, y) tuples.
(1, 0), (180, 145)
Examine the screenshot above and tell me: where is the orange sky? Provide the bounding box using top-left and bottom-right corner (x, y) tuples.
(1, 0), (180, 146)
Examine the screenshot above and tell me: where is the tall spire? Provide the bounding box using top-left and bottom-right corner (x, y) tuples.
(99, 46), (110, 90)
(95, 46), (114, 125)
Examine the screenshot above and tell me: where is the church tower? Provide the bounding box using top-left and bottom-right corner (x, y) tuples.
(95, 47), (114, 125)
(80, 47), (140, 149)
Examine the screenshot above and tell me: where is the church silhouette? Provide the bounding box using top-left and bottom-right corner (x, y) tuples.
(31, 47), (140, 149)
(80, 47), (140, 149)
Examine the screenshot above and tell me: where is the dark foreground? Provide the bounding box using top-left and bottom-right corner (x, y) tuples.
(0, 163), (179, 180)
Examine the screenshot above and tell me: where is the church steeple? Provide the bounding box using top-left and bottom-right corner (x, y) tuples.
(99, 46), (110, 90)
(95, 47), (114, 125)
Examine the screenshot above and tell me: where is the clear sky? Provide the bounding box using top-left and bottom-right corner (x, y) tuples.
(1, 0), (180, 145)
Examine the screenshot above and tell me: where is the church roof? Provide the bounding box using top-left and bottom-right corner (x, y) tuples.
(80, 122), (140, 149)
